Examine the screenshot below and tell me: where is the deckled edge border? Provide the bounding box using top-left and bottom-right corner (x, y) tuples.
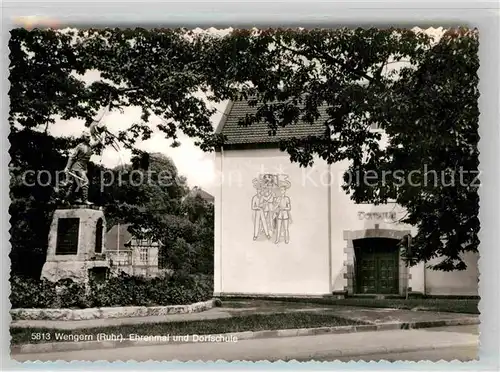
(2, 0), (499, 370)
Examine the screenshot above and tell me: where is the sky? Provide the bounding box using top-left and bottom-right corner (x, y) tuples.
(48, 27), (445, 196)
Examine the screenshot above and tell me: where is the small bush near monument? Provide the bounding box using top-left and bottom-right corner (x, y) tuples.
(9, 276), (59, 309)
(9, 273), (213, 309)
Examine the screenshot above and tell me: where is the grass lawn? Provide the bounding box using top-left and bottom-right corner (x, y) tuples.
(10, 312), (366, 345)
(221, 298), (480, 314)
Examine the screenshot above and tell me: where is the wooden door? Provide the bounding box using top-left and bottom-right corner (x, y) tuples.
(377, 252), (399, 294)
(357, 254), (377, 294)
(355, 238), (399, 294)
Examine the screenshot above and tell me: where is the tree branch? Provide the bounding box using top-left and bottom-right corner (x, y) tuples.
(304, 45), (381, 85)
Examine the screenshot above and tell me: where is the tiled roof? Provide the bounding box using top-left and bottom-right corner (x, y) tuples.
(217, 99), (329, 146)
(106, 223), (133, 251)
(190, 187), (215, 202)
(107, 223), (164, 249)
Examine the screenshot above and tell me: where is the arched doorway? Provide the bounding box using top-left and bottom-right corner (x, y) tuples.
(354, 237), (399, 294)
(343, 228), (411, 296)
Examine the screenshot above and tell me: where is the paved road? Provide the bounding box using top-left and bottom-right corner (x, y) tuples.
(12, 325), (478, 363)
(303, 345), (478, 362)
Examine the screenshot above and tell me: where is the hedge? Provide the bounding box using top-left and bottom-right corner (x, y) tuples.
(9, 273), (213, 309)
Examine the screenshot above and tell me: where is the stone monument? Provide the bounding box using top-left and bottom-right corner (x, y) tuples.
(41, 117), (113, 283)
(40, 206), (109, 283)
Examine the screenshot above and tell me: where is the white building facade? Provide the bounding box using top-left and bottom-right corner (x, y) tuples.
(213, 100), (479, 298)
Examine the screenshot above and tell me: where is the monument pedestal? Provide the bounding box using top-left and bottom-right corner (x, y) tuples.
(41, 206), (109, 283)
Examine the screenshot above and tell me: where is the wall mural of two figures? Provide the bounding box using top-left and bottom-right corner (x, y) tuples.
(251, 174), (292, 244)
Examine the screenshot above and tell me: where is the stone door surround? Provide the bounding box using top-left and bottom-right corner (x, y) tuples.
(343, 228), (411, 296)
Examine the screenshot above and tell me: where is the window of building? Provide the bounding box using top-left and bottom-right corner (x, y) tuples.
(370, 122), (380, 130)
(140, 247), (148, 263)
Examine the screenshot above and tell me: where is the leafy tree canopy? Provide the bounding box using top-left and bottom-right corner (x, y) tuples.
(201, 27), (479, 270)
(9, 28), (220, 150)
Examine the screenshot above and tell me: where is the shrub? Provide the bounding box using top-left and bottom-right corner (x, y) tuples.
(9, 275), (57, 309)
(165, 273), (213, 304)
(55, 279), (88, 309)
(10, 273), (214, 309)
(86, 272), (152, 307)
(87, 273), (213, 307)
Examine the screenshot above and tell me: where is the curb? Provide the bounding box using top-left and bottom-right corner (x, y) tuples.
(10, 300), (215, 321)
(10, 316), (479, 355)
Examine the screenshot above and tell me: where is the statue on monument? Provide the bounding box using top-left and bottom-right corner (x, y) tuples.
(58, 93), (121, 206)
(60, 131), (97, 205)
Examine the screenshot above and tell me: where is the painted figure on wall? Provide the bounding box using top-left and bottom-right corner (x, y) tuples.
(252, 179), (271, 240)
(261, 176), (276, 235)
(273, 179), (292, 244)
(251, 173), (292, 244)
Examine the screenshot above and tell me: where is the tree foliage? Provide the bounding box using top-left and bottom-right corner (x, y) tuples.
(200, 27), (480, 270)
(95, 152), (189, 228)
(9, 128), (79, 276)
(9, 28), (221, 149)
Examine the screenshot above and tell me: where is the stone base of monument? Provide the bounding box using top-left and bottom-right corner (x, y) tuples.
(40, 261), (110, 283)
(40, 206), (110, 284)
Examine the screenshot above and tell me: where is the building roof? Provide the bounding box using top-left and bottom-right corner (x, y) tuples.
(190, 186), (215, 202)
(216, 99), (328, 147)
(107, 223), (164, 250)
(106, 223), (133, 251)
